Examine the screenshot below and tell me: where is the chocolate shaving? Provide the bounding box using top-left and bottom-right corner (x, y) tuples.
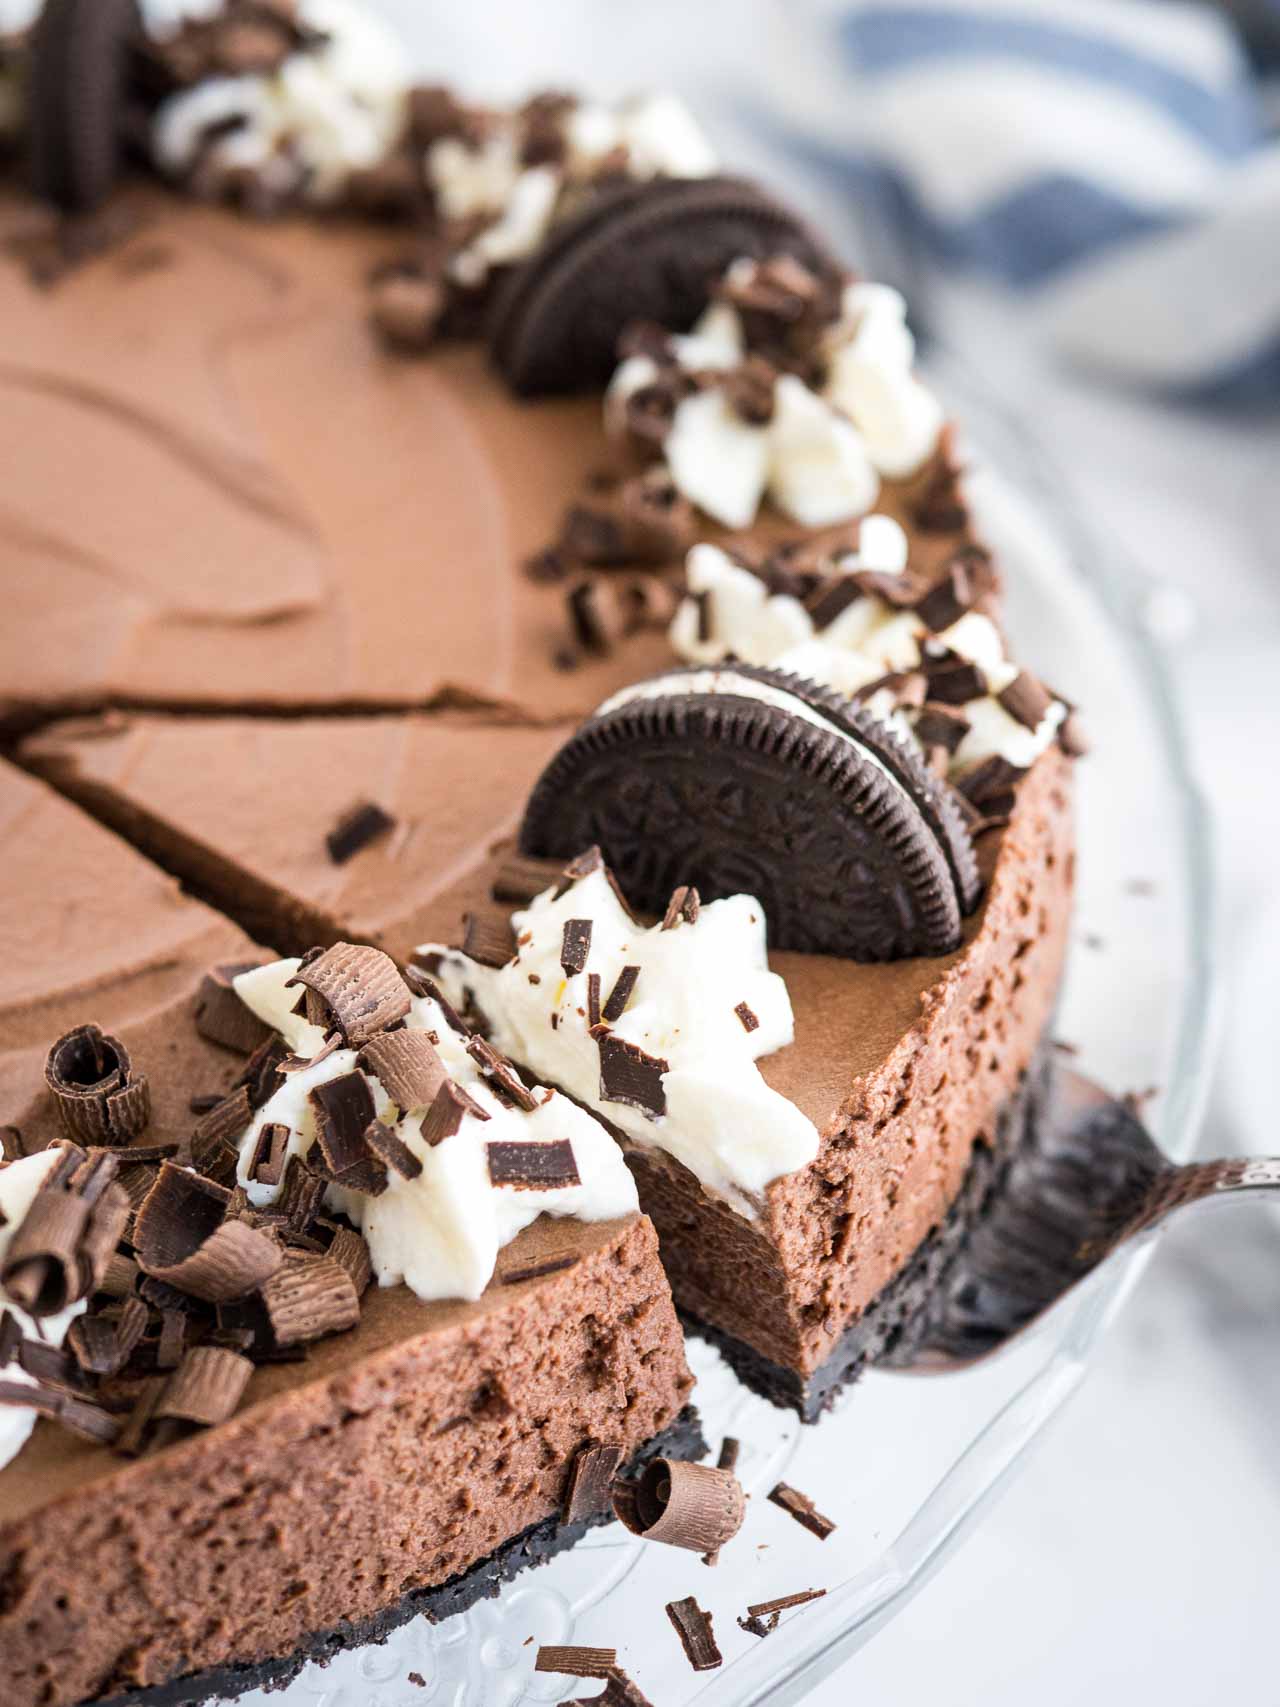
(955, 754), (1025, 807)
(594, 1030), (668, 1118)
(734, 1001), (759, 1033)
(462, 911), (517, 969)
(273, 1157), (326, 1234)
(363, 1120), (423, 1181)
(920, 652), (986, 705)
(560, 918), (593, 976)
(134, 1163), (282, 1304)
(192, 1084), (254, 1152)
(614, 1458), (745, 1553)
(559, 467), (695, 568)
(358, 1030), (446, 1112)
(553, 846), (639, 924)
(915, 702), (970, 754)
(420, 1077), (490, 1146)
(155, 1345), (253, 1427)
(99, 1251), (139, 1298)
(486, 1140), (580, 1191)
(571, 1672), (653, 1707)
(466, 1037), (538, 1112)
(309, 1073), (377, 1178)
(68, 1295), (147, 1378)
(404, 966), (470, 1036)
(586, 972), (602, 1028)
(0, 1183), (88, 1317)
(738, 1588), (826, 1637)
(601, 965), (640, 1023)
(43, 1025), (151, 1144)
(0, 1312), (21, 1367)
(536, 1647), (619, 1679)
(853, 668), (928, 710)
(113, 1375), (166, 1457)
(501, 1250), (579, 1285)
(326, 1226), (372, 1296)
(717, 1436), (741, 1472)
(156, 1308), (187, 1372)
(261, 1253), (360, 1348)
(661, 885), (700, 929)
(666, 1597), (723, 1671)
(998, 670), (1053, 729)
(492, 854), (565, 905)
(768, 1482), (836, 1539)
(561, 1441), (622, 1524)
(233, 1034), (291, 1111)
(285, 943), (411, 1047)
(2, 1126), (27, 1163)
(194, 962), (272, 1055)
(804, 573), (863, 630)
(325, 801), (396, 865)
(915, 557), (974, 631)
(246, 1122), (291, 1187)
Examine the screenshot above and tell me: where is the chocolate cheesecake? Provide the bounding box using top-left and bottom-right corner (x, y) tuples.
(0, 0), (1090, 1699)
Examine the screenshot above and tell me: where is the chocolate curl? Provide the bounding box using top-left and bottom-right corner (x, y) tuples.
(0, 1190), (86, 1316)
(155, 1345), (253, 1427)
(326, 1226), (372, 1297)
(535, 1647), (619, 1680)
(194, 961), (272, 1055)
(613, 1458), (745, 1554)
(43, 1025), (151, 1144)
(134, 1163), (283, 1305)
(358, 1031), (447, 1113)
(284, 943), (411, 1047)
(665, 1597), (723, 1672)
(561, 1441), (623, 1525)
(767, 1481), (837, 1539)
(261, 1253), (360, 1348)
(0, 1145), (128, 1317)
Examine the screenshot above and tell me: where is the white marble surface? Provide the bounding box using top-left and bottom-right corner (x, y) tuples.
(370, 4), (1280, 1697)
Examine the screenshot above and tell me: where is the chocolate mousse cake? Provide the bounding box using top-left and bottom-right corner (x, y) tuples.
(0, 0), (1090, 1698)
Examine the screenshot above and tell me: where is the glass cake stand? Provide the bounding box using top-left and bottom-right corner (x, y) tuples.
(233, 369), (1219, 1707)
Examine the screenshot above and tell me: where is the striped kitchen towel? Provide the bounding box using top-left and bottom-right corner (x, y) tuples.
(759, 0), (1280, 404)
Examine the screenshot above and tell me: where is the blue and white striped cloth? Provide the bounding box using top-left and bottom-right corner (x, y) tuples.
(760, 0), (1280, 405)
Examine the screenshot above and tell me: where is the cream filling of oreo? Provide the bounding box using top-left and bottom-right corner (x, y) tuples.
(230, 960), (637, 1304)
(0, 1150), (87, 1474)
(670, 545), (1066, 773)
(420, 868), (818, 1221)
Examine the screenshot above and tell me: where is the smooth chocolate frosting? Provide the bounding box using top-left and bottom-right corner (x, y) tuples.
(0, 190), (674, 731)
(0, 758), (252, 1149)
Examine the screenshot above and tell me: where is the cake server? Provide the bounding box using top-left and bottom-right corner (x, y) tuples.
(890, 1064), (1280, 1370)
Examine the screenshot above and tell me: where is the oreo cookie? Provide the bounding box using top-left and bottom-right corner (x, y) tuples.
(518, 666), (982, 962)
(490, 175), (839, 397)
(29, 0), (144, 212)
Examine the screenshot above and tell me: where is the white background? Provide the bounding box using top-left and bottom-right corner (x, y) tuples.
(371, 4), (1280, 1699)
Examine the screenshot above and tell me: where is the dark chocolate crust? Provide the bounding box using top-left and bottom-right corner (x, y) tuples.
(84, 1406), (705, 1707)
(685, 1058), (1045, 1420)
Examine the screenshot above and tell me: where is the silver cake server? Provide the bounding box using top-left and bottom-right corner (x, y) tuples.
(889, 1065), (1280, 1371)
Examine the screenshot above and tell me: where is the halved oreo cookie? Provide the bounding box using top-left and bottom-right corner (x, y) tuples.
(490, 175), (840, 397)
(29, 0), (144, 212)
(518, 666), (982, 962)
